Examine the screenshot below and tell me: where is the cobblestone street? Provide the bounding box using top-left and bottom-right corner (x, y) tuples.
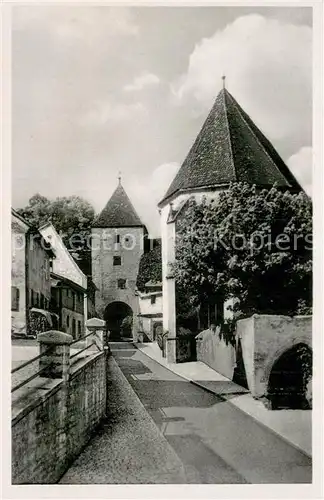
(60, 343), (312, 484)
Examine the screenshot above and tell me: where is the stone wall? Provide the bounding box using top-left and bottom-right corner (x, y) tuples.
(12, 351), (107, 484)
(91, 227), (144, 339)
(92, 227), (144, 316)
(196, 327), (236, 379)
(236, 314), (312, 399)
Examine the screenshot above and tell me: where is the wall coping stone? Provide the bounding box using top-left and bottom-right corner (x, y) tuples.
(251, 314), (312, 320)
(37, 330), (73, 345)
(69, 351), (104, 380)
(85, 318), (105, 328)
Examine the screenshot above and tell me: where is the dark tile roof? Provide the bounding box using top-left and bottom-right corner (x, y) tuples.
(92, 183), (144, 228)
(159, 88), (302, 206)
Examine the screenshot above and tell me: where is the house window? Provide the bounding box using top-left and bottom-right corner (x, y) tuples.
(72, 292), (76, 310)
(151, 295), (156, 305)
(11, 286), (19, 311)
(117, 279), (126, 289)
(113, 256), (121, 266)
(72, 318), (76, 336)
(67, 315), (70, 328)
(78, 321), (82, 336)
(36, 292), (40, 308)
(40, 294), (44, 309)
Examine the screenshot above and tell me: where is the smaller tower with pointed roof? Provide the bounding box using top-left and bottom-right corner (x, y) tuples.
(91, 179), (147, 340)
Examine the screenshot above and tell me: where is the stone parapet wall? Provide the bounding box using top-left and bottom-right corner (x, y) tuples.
(236, 314), (312, 399)
(12, 351), (107, 484)
(196, 328), (236, 380)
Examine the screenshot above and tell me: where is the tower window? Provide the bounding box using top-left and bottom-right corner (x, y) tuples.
(117, 279), (126, 289)
(151, 295), (156, 305)
(115, 234), (120, 243)
(113, 256), (122, 266)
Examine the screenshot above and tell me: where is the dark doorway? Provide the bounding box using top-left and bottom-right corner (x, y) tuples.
(104, 301), (133, 341)
(267, 343), (312, 410)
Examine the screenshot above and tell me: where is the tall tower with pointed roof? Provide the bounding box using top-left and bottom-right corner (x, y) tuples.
(158, 84), (303, 363)
(92, 180), (147, 340)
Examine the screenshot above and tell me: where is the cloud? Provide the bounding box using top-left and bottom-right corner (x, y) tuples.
(172, 14), (312, 142)
(13, 6), (139, 40)
(80, 100), (148, 127)
(287, 147), (312, 196)
(126, 162), (180, 236)
(123, 72), (161, 92)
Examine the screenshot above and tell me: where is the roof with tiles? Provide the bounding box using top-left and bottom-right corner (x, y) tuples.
(158, 87), (302, 207)
(92, 182), (144, 228)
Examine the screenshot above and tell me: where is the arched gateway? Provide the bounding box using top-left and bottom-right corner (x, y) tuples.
(91, 178), (147, 343)
(104, 301), (133, 341)
(267, 343), (312, 410)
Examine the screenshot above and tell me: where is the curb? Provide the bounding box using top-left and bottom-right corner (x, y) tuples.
(134, 343), (312, 460)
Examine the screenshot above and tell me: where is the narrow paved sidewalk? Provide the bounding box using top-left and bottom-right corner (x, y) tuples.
(59, 354), (186, 484)
(135, 342), (312, 457)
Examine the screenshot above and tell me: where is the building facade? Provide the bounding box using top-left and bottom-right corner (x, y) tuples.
(158, 85), (303, 363)
(91, 180), (147, 340)
(11, 209), (54, 336)
(137, 281), (163, 342)
(50, 273), (86, 339)
(39, 222), (88, 338)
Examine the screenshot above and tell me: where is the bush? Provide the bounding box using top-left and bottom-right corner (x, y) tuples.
(173, 183), (312, 319)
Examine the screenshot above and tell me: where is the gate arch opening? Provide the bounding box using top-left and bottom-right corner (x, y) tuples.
(267, 343), (312, 410)
(104, 301), (133, 341)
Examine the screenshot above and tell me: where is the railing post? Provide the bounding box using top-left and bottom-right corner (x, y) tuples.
(85, 318), (106, 351)
(37, 330), (73, 382)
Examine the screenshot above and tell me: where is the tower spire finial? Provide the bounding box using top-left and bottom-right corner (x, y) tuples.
(222, 75), (226, 89)
(118, 171), (122, 185)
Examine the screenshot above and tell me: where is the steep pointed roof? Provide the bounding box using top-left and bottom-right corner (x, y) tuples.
(158, 88), (302, 207)
(92, 182), (144, 228)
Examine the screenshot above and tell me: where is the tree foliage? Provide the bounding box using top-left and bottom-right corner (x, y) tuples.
(173, 183), (312, 319)
(136, 242), (162, 292)
(17, 193), (95, 247)
(17, 194), (95, 274)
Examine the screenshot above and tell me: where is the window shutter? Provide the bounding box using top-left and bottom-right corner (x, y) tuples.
(11, 287), (19, 311)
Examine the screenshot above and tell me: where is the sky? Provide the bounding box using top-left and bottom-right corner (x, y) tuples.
(12, 6), (313, 237)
